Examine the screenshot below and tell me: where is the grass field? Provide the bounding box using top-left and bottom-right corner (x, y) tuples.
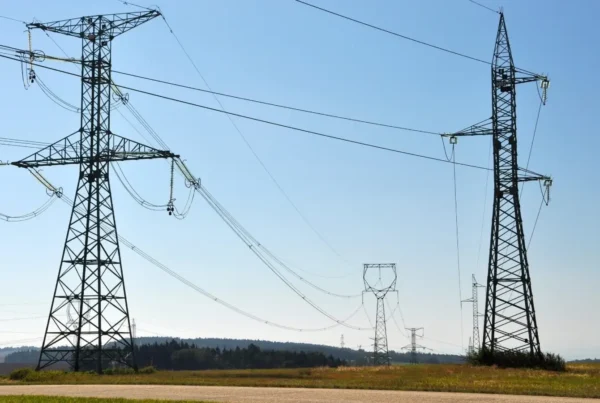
(1, 364), (599, 399)
(0, 398), (212, 402)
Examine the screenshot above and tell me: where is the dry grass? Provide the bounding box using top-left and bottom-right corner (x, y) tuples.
(0, 397), (213, 403)
(1, 363), (600, 398)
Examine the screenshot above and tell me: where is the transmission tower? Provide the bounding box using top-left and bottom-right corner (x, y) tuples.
(13, 11), (175, 373)
(446, 12), (551, 357)
(340, 334), (345, 349)
(402, 327), (425, 364)
(363, 263), (396, 366)
(461, 274), (484, 353)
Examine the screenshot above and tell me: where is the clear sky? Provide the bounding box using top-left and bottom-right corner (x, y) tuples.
(0, 0), (598, 360)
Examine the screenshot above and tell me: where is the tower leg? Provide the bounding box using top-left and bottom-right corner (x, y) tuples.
(373, 297), (390, 366)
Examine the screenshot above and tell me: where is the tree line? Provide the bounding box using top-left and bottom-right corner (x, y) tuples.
(5, 339), (345, 370)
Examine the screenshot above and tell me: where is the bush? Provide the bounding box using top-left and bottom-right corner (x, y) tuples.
(103, 367), (135, 375)
(9, 368), (34, 380)
(467, 348), (566, 371)
(138, 366), (156, 374)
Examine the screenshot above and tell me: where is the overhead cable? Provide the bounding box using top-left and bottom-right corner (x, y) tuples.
(451, 144), (465, 353)
(0, 15), (26, 24)
(28, 169), (367, 332)
(196, 184), (361, 299)
(154, 11), (357, 269)
(197, 185), (370, 328)
(0, 54), (490, 171)
(117, 83), (492, 171)
(112, 162), (169, 211)
(294, 0), (537, 76)
(468, 0), (499, 15)
(112, 69), (440, 136)
(0, 196), (58, 222)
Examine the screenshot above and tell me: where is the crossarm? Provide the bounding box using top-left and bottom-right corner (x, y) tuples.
(27, 11), (160, 39)
(443, 118), (495, 138)
(517, 167), (551, 183)
(13, 131), (177, 168)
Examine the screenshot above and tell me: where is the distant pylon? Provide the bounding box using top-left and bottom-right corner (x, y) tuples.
(340, 334), (345, 349)
(363, 263), (397, 366)
(461, 274), (484, 353)
(402, 327), (425, 364)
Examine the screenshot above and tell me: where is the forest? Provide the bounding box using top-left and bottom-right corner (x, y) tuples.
(5, 339), (345, 370)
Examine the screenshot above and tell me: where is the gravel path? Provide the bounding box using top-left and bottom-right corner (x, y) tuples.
(0, 385), (597, 402)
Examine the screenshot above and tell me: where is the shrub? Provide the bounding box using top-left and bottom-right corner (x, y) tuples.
(468, 348), (566, 371)
(103, 367), (135, 375)
(138, 366), (156, 374)
(9, 368), (34, 380)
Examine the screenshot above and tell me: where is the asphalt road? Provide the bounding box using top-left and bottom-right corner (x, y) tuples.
(0, 385), (596, 402)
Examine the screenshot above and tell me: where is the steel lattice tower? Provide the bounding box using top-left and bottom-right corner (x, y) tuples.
(363, 263), (396, 366)
(462, 275), (483, 353)
(484, 13), (541, 355)
(13, 11), (175, 373)
(448, 12), (550, 357)
(402, 327), (424, 364)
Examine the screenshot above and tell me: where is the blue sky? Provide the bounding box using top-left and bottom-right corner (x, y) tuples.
(0, 0), (598, 359)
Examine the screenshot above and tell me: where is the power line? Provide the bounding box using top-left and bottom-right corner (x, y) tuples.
(0, 337), (44, 347)
(0, 195), (58, 222)
(0, 316), (46, 322)
(19, 164), (366, 330)
(527, 193), (545, 250)
(295, 0), (490, 65)
(295, 1), (537, 76)
(5, 134), (360, 302)
(475, 138), (492, 270)
(154, 12), (360, 268)
(198, 186), (370, 314)
(520, 99), (543, 197)
(385, 298), (407, 337)
(49, 186), (367, 333)
(9, 37), (443, 136)
(117, 83), (492, 171)
(468, 0), (499, 14)
(451, 144), (465, 353)
(0, 53), (491, 171)
(111, 69), (441, 136)
(0, 15), (26, 24)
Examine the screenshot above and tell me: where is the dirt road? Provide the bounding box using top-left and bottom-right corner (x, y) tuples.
(0, 385), (596, 402)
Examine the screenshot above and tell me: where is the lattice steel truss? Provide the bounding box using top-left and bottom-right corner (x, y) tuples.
(448, 13), (550, 356)
(402, 327), (424, 364)
(462, 275), (484, 353)
(13, 11), (174, 373)
(484, 13), (541, 355)
(363, 263), (396, 366)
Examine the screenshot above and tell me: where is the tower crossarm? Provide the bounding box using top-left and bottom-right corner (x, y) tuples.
(12, 132), (176, 168)
(26, 11), (161, 39)
(517, 167), (551, 183)
(444, 118), (495, 137)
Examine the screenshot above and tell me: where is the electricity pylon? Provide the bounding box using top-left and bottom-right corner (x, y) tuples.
(461, 274), (484, 353)
(402, 327), (425, 364)
(13, 11), (175, 373)
(363, 263), (397, 366)
(445, 12), (551, 358)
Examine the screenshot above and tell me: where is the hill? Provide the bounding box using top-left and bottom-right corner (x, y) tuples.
(5, 337), (464, 365)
